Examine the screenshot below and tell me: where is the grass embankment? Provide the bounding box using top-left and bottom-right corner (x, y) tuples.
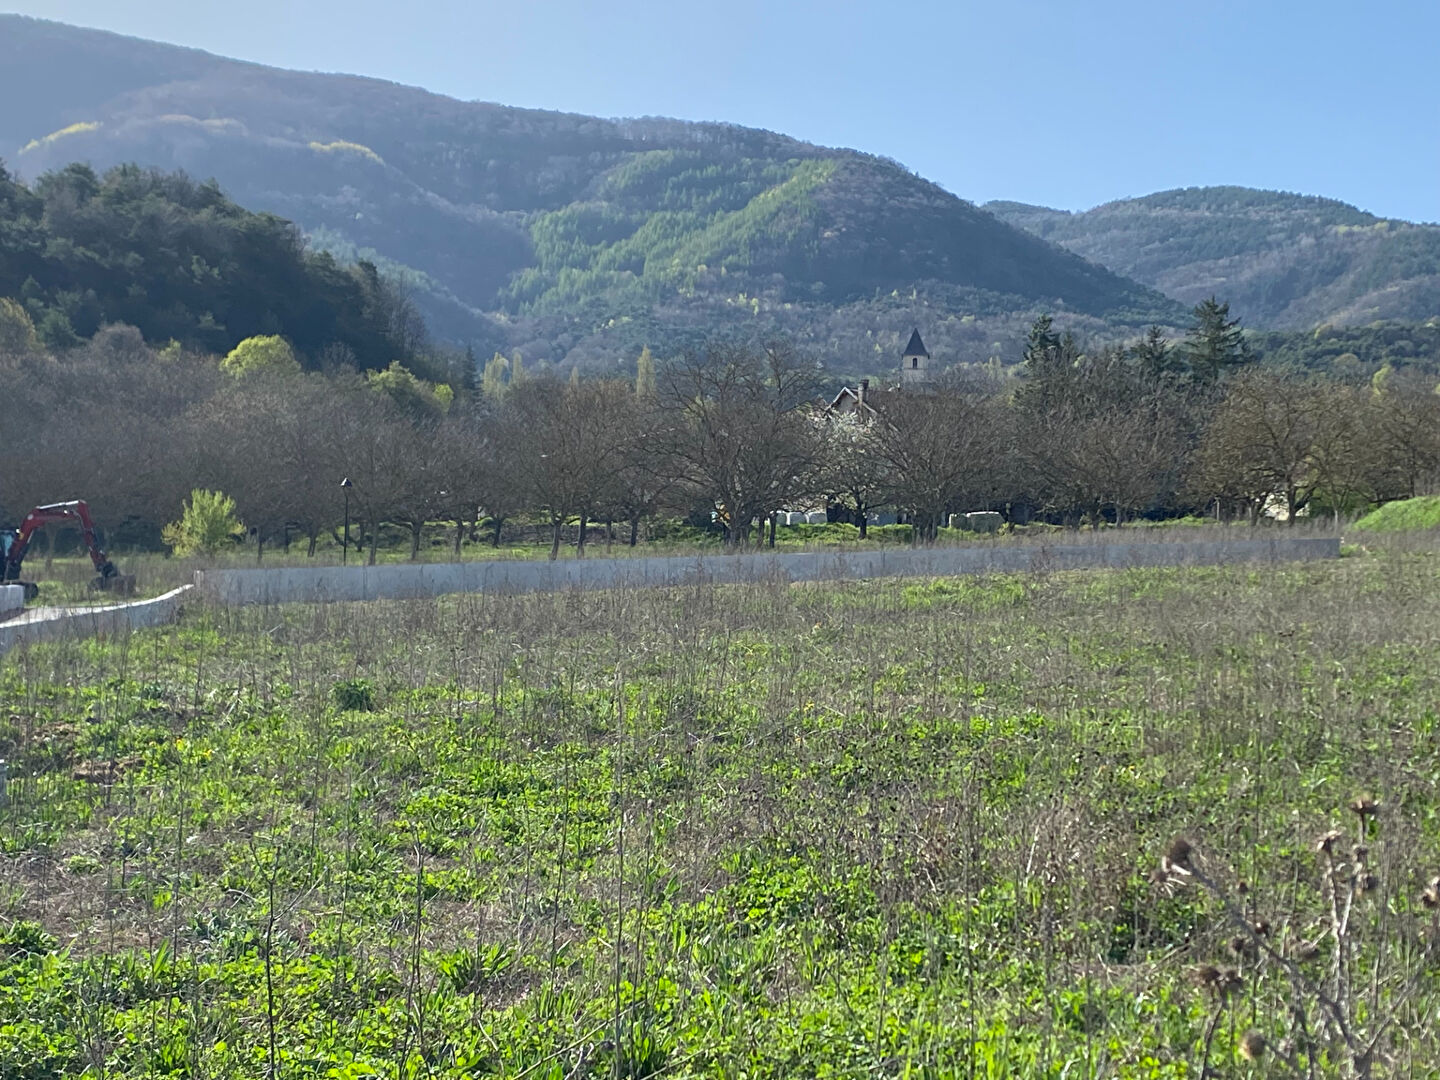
(1351, 494), (1440, 532)
(1, 551), (1432, 1076)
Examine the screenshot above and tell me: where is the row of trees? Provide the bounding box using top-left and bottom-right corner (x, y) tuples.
(3, 309), (1439, 562)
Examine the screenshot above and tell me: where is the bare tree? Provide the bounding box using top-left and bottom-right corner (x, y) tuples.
(1189, 370), (1350, 526)
(430, 407), (501, 556)
(656, 341), (824, 549)
(333, 393), (413, 563)
(869, 376), (1001, 543)
(503, 376), (633, 559)
(1367, 367), (1440, 499)
(607, 390), (680, 547)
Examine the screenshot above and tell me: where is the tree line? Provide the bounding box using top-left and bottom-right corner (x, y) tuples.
(2, 300), (1438, 562)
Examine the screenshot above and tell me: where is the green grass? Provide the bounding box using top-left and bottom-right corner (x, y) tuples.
(1351, 494), (1440, 532)
(1, 552), (1435, 1076)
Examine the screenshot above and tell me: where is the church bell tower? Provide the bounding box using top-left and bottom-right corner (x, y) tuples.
(900, 328), (930, 388)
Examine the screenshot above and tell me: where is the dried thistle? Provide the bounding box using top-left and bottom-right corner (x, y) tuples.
(1317, 830), (1343, 855)
(1216, 967), (1244, 998)
(1189, 964), (1222, 991)
(1348, 797), (1379, 819)
(1355, 872), (1379, 896)
(1351, 844), (1369, 864)
(1251, 918), (1271, 937)
(1163, 836), (1194, 872)
(1228, 935), (1255, 960)
(1292, 940), (1321, 963)
(1419, 876), (1439, 910)
(1239, 1029), (1268, 1061)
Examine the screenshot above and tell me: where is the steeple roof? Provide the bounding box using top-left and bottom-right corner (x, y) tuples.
(903, 329), (929, 358)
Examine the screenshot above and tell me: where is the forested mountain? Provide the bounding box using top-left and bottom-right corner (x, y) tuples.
(986, 188), (1440, 329)
(0, 15), (1178, 373)
(0, 162), (423, 365)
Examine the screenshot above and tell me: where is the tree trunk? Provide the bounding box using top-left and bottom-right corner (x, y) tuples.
(410, 520), (423, 560)
(857, 508), (868, 539)
(491, 516), (504, 548)
(549, 518), (562, 561)
(629, 514), (640, 547)
(577, 514), (588, 558)
(767, 514), (776, 548)
(368, 521), (379, 566)
(453, 520), (464, 557)
(306, 530), (318, 558)
(256, 530), (264, 564)
(605, 518), (614, 552)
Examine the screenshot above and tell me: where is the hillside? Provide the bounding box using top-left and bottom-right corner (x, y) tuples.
(0, 16), (1178, 371)
(986, 187), (1440, 329)
(0, 161), (421, 366)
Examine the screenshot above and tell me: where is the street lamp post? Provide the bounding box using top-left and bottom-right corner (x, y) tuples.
(340, 477), (353, 565)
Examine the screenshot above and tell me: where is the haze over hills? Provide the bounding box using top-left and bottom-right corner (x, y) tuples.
(0, 15), (1178, 373)
(986, 188), (1440, 330)
(3, 17), (1435, 378)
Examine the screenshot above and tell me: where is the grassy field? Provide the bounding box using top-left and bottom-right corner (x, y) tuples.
(2, 547), (1439, 1077)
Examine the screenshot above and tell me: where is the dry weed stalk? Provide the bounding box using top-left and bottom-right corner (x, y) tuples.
(1157, 804), (1440, 1079)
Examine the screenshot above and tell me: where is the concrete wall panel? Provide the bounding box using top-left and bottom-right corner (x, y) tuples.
(0, 585), (193, 657)
(194, 537), (1339, 607)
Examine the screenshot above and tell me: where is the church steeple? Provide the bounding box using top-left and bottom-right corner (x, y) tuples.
(900, 328), (930, 387)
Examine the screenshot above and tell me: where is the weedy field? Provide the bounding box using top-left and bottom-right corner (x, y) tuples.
(2, 547), (1439, 1078)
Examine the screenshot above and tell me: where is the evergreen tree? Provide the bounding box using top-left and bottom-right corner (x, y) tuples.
(1131, 325), (1183, 380)
(1015, 314), (1082, 413)
(1183, 298), (1251, 382)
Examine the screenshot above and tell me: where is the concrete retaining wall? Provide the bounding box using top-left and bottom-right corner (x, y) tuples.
(0, 585), (193, 657)
(0, 585), (22, 617)
(194, 537), (1339, 607)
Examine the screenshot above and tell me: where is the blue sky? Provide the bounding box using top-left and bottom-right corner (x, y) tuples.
(8, 0), (1439, 221)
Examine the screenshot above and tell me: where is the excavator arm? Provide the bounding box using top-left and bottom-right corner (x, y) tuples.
(1, 501), (124, 600)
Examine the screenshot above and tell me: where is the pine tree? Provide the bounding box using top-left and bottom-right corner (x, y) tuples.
(1015, 315), (1081, 413)
(1131, 325), (1183, 380)
(1183, 298), (1251, 383)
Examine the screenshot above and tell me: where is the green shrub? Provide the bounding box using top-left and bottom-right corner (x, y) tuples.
(1, 920), (56, 957)
(330, 678), (376, 712)
(220, 334), (300, 377)
(162, 489), (245, 556)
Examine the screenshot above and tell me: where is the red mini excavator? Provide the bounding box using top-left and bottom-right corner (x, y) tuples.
(1, 501), (134, 602)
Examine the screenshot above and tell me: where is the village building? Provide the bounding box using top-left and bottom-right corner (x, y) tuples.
(828, 327), (931, 420)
